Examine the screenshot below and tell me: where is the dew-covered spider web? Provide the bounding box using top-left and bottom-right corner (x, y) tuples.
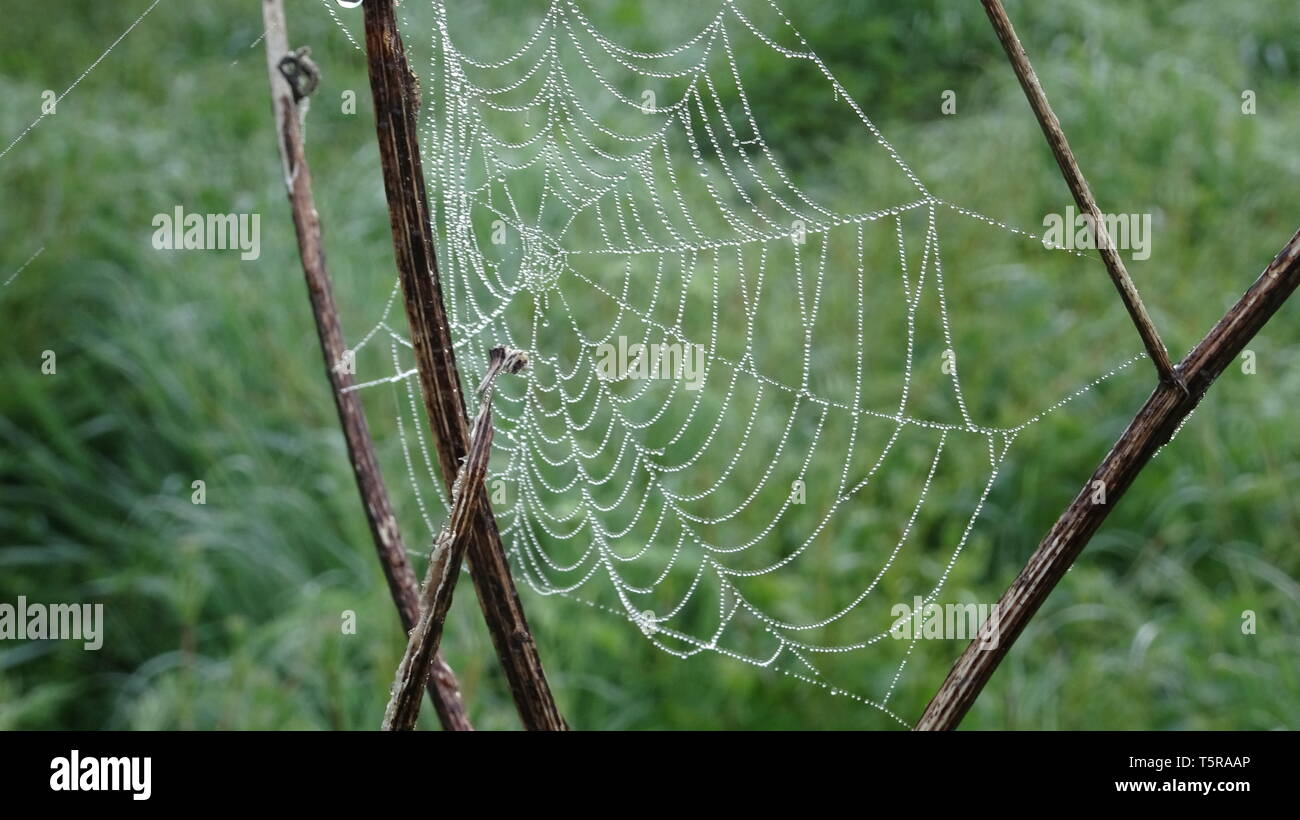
(325, 0), (1160, 727)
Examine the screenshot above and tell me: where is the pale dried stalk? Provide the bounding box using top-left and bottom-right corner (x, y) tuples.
(383, 347), (529, 731)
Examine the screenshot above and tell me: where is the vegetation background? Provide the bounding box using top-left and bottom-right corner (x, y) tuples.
(1, 0), (1298, 730)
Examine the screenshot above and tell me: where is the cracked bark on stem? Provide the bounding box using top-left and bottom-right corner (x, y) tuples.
(384, 348), (529, 731)
(980, 0), (1182, 389)
(361, 0), (567, 730)
(916, 228), (1300, 730)
(260, 0), (471, 731)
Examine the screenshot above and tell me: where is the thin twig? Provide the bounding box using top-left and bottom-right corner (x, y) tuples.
(981, 0), (1183, 390)
(260, 0), (471, 731)
(916, 227), (1300, 730)
(383, 348), (530, 731)
(359, 0), (568, 730)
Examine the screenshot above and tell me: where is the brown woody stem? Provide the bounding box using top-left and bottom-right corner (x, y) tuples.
(260, 0), (471, 731)
(980, 0), (1182, 389)
(917, 228), (1300, 730)
(383, 348), (529, 731)
(360, 0), (567, 730)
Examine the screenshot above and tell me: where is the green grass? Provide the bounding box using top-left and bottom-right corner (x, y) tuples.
(1, 0), (1298, 730)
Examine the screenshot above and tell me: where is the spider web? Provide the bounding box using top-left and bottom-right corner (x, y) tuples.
(329, 0), (1150, 726)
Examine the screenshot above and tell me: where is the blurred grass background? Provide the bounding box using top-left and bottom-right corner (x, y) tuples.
(1, 0), (1298, 730)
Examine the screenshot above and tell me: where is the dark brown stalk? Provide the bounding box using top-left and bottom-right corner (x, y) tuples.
(260, 0), (471, 731)
(916, 228), (1300, 730)
(383, 348), (529, 731)
(359, 0), (567, 729)
(980, 0), (1181, 389)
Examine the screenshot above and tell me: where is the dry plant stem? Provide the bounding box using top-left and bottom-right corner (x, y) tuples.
(980, 0), (1181, 389)
(260, 0), (471, 731)
(916, 228), (1300, 730)
(383, 348), (528, 731)
(360, 0), (568, 730)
